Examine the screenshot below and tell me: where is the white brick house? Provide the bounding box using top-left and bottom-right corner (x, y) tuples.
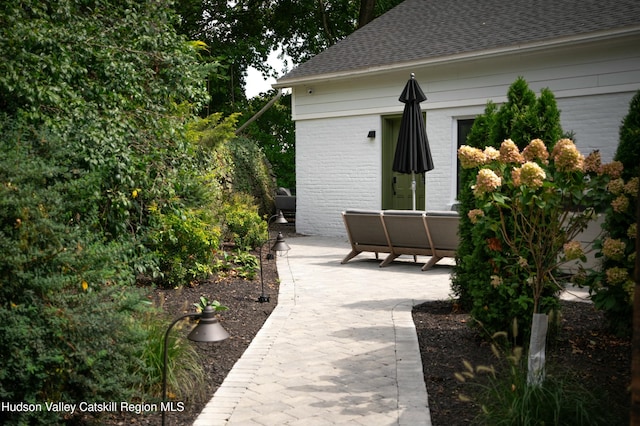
(274, 0), (640, 237)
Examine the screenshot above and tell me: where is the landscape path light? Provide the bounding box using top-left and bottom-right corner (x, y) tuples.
(258, 211), (291, 303)
(162, 304), (229, 426)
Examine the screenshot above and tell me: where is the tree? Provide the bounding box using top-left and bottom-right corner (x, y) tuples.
(358, 0), (377, 27)
(239, 91), (296, 189)
(172, 0), (404, 111)
(171, 1), (403, 194)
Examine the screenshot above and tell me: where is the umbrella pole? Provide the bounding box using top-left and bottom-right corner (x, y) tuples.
(411, 172), (416, 210)
(424, 174), (427, 211)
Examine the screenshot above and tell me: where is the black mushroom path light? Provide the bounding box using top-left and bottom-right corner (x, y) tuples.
(162, 304), (229, 426)
(258, 211), (290, 303)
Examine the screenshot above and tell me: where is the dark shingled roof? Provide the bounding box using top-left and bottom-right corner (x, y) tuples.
(277, 0), (640, 84)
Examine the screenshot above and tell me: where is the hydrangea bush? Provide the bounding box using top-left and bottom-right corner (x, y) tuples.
(582, 168), (638, 336)
(458, 138), (625, 320)
(580, 90), (640, 336)
(459, 137), (631, 383)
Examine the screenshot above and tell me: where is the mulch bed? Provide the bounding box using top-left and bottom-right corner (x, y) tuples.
(413, 299), (631, 425)
(96, 224), (296, 426)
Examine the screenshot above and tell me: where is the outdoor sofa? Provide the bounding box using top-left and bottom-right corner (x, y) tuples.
(341, 209), (459, 271)
(275, 187), (296, 217)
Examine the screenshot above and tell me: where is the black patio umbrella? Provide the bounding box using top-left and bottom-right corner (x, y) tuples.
(392, 73), (434, 210)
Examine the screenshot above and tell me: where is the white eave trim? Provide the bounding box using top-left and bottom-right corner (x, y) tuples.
(273, 26), (640, 89)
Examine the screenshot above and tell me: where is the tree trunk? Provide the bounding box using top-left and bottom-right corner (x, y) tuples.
(358, 0), (376, 28)
(527, 313), (548, 386)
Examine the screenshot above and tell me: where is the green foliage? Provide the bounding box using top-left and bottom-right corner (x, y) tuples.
(229, 136), (277, 216)
(0, 2), (259, 421)
(468, 139), (611, 306)
(147, 208), (222, 287)
(240, 91), (296, 189)
(269, 0), (405, 62)
(457, 339), (622, 425)
(193, 297), (229, 313)
(615, 90), (640, 181)
(0, 4), (283, 423)
(222, 193), (268, 251)
(0, 0), (221, 280)
(231, 250), (261, 280)
(452, 78), (567, 339)
(211, 250), (259, 280)
(173, 0), (404, 112)
(453, 102), (499, 310)
(187, 112), (241, 150)
(0, 120), (150, 425)
(584, 90), (640, 336)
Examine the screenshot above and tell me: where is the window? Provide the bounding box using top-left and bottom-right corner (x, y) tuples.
(456, 119), (475, 198)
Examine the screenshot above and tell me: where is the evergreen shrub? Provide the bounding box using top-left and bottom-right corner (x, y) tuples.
(0, 120), (150, 425)
(229, 136), (277, 216)
(584, 90), (640, 335)
(452, 77), (565, 339)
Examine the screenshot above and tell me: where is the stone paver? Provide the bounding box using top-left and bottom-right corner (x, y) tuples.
(193, 235), (589, 426)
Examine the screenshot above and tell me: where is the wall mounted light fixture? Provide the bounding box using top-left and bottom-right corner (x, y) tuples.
(367, 130), (376, 138)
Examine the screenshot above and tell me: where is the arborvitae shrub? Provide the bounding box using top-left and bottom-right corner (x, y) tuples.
(587, 90), (640, 336)
(452, 77), (565, 340)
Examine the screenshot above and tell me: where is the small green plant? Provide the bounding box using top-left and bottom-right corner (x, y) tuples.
(193, 296), (229, 313)
(456, 334), (622, 426)
(212, 249), (260, 280)
(233, 250), (260, 279)
(212, 250), (234, 273)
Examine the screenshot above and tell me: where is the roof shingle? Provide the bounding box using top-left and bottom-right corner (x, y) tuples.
(277, 0), (640, 83)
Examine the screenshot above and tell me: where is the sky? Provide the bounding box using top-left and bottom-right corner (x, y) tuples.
(244, 49), (291, 98)
(244, 66), (278, 98)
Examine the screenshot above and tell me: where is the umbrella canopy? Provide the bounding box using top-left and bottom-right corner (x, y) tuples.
(392, 74), (434, 175)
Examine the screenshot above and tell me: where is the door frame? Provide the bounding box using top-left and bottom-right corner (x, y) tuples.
(381, 115), (426, 210)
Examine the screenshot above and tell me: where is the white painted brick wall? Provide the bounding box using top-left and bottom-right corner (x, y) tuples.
(557, 92), (635, 162)
(296, 115), (382, 237)
(294, 90), (637, 237)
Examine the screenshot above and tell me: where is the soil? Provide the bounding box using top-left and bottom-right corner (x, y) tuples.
(413, 300), (632, 425)
(99, 224), (632, 425)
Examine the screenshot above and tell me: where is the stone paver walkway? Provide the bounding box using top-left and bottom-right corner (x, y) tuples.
(193, 235), (589, 426)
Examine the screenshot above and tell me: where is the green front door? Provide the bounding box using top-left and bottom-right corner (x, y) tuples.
(382, 116), (425, 210)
